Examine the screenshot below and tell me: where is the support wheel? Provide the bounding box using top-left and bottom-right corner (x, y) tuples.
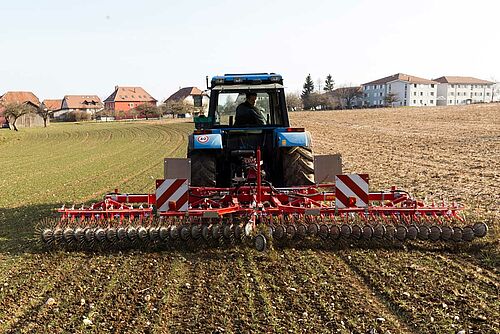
(255, 234), (267, 252)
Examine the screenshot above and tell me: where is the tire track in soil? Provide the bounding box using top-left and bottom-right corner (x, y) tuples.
(286, 249), (412, 334)
(151, 255), (190, 333)
(343, 249), (500, 333)
(0, 253), (88, 333)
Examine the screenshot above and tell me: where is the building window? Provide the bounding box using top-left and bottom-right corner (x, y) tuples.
(430, 100), (434, 104)
(431, 84), (435, 88)
(414, 84), (417, 88)
(420, 100), (423, 104)
(193, 96), (203, 107)
(449, 100), (453, 104)
(451, 84), (454, 88)
(413, 100), (416, 104)
(420, 92), (423, 96)
(430, 92), (434, 96)
(404, 100), (407, 106)
(413, 92), (417, 96)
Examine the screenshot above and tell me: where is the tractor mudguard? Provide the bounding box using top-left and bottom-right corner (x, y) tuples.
(189, 133), (223, 150)
(274, 129), (312, 147)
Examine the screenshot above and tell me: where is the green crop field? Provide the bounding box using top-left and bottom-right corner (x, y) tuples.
(0, 106), (498, 333)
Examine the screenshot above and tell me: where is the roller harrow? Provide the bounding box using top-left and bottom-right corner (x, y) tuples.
(39, 157), (488, 252)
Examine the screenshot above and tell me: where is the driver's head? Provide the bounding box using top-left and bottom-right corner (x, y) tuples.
(246, 92), (257, 106)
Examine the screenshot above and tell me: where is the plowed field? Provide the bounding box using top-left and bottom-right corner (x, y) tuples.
(0, 105), (498, 333)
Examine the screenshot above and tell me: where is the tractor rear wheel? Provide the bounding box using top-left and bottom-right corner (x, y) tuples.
(190, 151), (216, 187)
(282, 146), (315, 186)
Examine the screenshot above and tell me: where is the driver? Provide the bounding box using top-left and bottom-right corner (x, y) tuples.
(234, 92), (266, 126)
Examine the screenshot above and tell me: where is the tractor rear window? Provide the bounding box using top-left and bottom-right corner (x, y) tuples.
(215, 92), (270, 126)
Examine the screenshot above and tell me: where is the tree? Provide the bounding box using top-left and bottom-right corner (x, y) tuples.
(36, 105), (51, 127)
(163, 100), (193, 118)
(324, 74), (335, 92)
(134, 103), (161, 120)
(333, 86), (363, 109)
(286, 92), (303, 111)
(1, 102), (34, 131)
(384, 92), (400, 107)
(301, 74), (315, 110)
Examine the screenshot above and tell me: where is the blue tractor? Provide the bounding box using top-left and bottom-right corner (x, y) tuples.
(188, 73), (315, 188)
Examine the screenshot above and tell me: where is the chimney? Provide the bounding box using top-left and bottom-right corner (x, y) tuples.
(115, 85), (119, 91)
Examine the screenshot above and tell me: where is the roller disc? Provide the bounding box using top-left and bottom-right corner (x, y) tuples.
(75, 227), (85, 243)
(106, 227), (118, 242)
(114, 227), (125, 241)
(285, 224), (296, 239)
(201, 225), (211, 241)
(273, 225), (285, 240)
(234, 224), (243, 239)
(223, 225), (233, 239)
(462, 226), (474, 242)
(373, 224), (386, 239)
(385, 224), (395, 241)
(191, 225), (202, 239)
(54, 228), (64, 243)
(63, 228), (75, 243)
(170, 225), (180, 240)
(362, 225), (374, 240)
(148, 227), (160, 241)
(340, 224), (351, 238)
(407, 225), (419, 240)
(212, 224), (222, 239)
(473, 222), (488, 238)
(395, 225), (407, 241)
(330, 225), (341, 240)
(307, 223), (319, 236)
(127, 227), (138, 241)
(440, 226), (453, 241)
(418, 225), (430, 240)
(138, 227), (149, 241)
(452, 227), (463, 242)
(180, 225), (191, 241)
(254, 234), (267, 252)
(41, 228), (54, 244)
(429, 226), (442, 242)
(159, 226), (169, 241)
(296, 224), (307, 239)
(95, 228), (107, 242)
(85, 228), (96, 243)
(318, 224), (329, 239)
(351, 225), (362, 240)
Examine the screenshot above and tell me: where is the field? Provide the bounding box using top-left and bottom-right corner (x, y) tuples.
(0, 105), (498, 333)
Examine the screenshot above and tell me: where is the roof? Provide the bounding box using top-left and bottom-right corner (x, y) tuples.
(0, 91), (40, 107)
(363, 73), (438, 85)
(433, 76), (495, 85)
(104, 86), (157, 103)
(42, 99), (62, 111)
(62, 95), (103, 110)
(331, 86), (362, 94)
(165, 87), (206, 103)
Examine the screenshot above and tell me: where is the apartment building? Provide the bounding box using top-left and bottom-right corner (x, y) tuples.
(433, 76), (495, 105)
(362, 73), (438, 107)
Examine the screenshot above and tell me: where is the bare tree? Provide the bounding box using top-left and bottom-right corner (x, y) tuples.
(1, 102), (34, 131)
(36, 105), (51, 127)
(164, 100), (193, 118)
(384, 92), (400, 107)
(134, 103), (161, 120)
(333, 86), (363, 109)
(286, 92), (303, 111)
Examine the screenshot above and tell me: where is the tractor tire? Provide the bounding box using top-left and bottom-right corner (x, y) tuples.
(282, 146), (315, 186)
(190, 151), (217, 187)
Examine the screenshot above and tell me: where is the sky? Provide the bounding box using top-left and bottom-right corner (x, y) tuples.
(0, 0), (499, 102)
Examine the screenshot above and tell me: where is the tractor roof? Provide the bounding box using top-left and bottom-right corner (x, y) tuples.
(211, 73), (283, 87)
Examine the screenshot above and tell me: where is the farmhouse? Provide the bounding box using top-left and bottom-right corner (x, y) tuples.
(54, 95), (103, 119)
(103, 86), (157, 114)
(0, 91), (46, 128)
(165, 87), (209, 117)
(433, 76), (495, 105)
(42, 99), (62, 117)
(362, 73), (438, 107)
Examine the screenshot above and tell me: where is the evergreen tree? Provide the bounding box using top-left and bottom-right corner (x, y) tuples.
(324, 74), (335, 92)
(301, 74), (315, 99)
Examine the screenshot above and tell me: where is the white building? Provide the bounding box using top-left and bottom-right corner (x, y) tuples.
(433, 76), (495, 106)
(362, 73), (438, 107)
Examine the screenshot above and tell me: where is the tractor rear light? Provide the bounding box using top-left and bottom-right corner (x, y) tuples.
(194, 130), (212, 134)
(286, 127), (305, 132)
